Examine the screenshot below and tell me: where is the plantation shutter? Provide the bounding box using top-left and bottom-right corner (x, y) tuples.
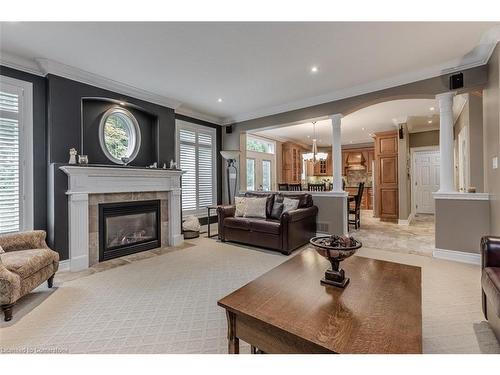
(177, 122), (216, 214)
(0, 89), (20, 233)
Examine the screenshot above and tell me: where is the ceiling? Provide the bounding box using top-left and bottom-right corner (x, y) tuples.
(253, 98), (442, 146)
(0, 22), (498, 124)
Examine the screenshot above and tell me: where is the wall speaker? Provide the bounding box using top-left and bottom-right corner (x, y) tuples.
(449, 72), (464, 90)
(225, 125), (233, 134)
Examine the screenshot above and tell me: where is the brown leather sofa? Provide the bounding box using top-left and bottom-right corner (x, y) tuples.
(217, 192), (318, 255)
(481, 236), (500, 342)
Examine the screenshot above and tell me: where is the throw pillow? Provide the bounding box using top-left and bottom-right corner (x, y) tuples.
(244, 197), (267, 219)
(270, 202), (284, 220)
(235, 197), (247, 217)
(282, 197), (300, 214)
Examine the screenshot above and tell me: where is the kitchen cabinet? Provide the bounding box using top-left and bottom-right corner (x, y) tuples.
(282, 142), (304, 183)
(374, 131), (398, 221)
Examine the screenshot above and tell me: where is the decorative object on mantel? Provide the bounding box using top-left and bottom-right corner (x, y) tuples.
(78, 154), (88, 165)
(162, 163), (167, 169)
(303, 121), (328, 163)
(147, 162), (158, 168)
(169, 159), (177, 169)
(120, 157), (130, 166)
(468, 187), (476, 193)
(68, 148), (77, 164)
(309, 234), (362, 288)
(220, 150), (240, 205)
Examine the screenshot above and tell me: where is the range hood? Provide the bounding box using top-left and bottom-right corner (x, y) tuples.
(345, 152), (366, 170)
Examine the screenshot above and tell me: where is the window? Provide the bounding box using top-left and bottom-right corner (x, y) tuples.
(99, 108), (141, 164)
(262, 160), (271, 191)
(0, 76), (33, 234)
(246, 135), (275, 154)
(246, 159), (255, 191)
(176, 120), (216, 215)
(243, 135), (276, 191)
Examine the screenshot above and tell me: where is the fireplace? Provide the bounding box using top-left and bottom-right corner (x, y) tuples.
(99, 200), (161, 261)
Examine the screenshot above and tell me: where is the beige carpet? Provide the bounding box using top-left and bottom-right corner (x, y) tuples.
(1, 236), (499, 354)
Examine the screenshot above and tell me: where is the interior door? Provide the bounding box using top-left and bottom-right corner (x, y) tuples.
(413, 150), (440, 214)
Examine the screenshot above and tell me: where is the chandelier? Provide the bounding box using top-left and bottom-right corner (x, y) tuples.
(302, 121), (328, 163)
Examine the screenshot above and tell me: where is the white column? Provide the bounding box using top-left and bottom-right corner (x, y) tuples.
(168, 188), (184, 246)
(330, 114), (343, 192)
(436, 92), (456, 193)
(68, 193), (89, 272)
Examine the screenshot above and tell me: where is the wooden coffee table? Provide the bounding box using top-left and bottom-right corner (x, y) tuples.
(217, 249), (422, 354)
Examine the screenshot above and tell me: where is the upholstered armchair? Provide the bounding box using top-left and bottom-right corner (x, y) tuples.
(0, 230), (59, 321)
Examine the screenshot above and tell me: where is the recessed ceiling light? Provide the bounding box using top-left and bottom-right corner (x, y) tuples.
(311, 66), (318, 73)
(428, 120), (433, 124)
(430, 107), (435, 111)
(217, 98), (223, 103)
(307, 135), (310, 138)
(369, 133), (373, 136)
(361, 127), (366, 131)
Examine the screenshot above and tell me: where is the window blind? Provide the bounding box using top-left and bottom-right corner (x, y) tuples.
(177, 123), (216, 214)
(0, 90), (20, 234)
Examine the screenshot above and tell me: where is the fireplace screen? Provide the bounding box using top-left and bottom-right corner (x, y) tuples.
(99, 200), (160, 261)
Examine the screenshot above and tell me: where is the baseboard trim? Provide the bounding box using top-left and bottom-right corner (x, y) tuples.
(58, 260), (70, 272)
(433, 248), (481, 265)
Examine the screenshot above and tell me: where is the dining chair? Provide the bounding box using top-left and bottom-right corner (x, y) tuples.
(348, 182), (365, 229)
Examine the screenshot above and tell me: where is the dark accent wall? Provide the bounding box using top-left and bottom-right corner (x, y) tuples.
(47, 75), (176, 164)
(0, 65), (47, 231)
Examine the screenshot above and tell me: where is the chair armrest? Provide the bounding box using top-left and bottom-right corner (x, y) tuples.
(281, 206), (318, 223)
(481, 236), (500, 268)
(0, 230), (49, 252)
(0, 257), (21, 305)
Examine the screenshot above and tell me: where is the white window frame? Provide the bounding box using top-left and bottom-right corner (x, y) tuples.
(0, 75), (33, 233)
(175, 119), (217, 216)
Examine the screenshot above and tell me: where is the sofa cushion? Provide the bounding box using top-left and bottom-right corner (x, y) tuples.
(277, 193), (312, 208)
(1, 248), (59, 279)
(234, 197), (247, 217)
(247, 218), (281, 235)
(224, 217), (251, 231)
(270, 202), (284, 220)
(244, 192), (275, 218)
(244, 197), (267, 219)
(482, 267), (500, 317)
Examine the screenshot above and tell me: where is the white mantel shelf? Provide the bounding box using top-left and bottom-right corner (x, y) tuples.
(60, 165), (184, 195)
(433, 192), (490, 201)
(59, 165), (185, 272)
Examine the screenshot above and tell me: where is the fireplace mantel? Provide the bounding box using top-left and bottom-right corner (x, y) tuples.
(60, 165), (184, 271)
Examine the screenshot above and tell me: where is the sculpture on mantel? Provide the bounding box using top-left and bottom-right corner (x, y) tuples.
(170, 159), (177, 169)
(68, 148), (77, 164)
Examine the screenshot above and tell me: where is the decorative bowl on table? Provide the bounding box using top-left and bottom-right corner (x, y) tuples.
(309, 235), (362, 288)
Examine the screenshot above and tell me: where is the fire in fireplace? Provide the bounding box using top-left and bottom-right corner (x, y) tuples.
(99, 200), (161, 261)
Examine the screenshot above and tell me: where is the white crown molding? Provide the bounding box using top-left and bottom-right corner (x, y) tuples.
(0, 52), (44, 76)
(175, 105), (223, 125)
(36, 58), (184, 110)
(1, 54), (223, 124)
(222, 28), (500, 125)
(433, 248), (481, 265)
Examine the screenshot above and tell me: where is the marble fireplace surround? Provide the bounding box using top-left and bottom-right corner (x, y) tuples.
(60, 166), (184, 272)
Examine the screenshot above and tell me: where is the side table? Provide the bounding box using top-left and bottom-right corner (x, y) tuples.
(207, 205), (221, 238)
